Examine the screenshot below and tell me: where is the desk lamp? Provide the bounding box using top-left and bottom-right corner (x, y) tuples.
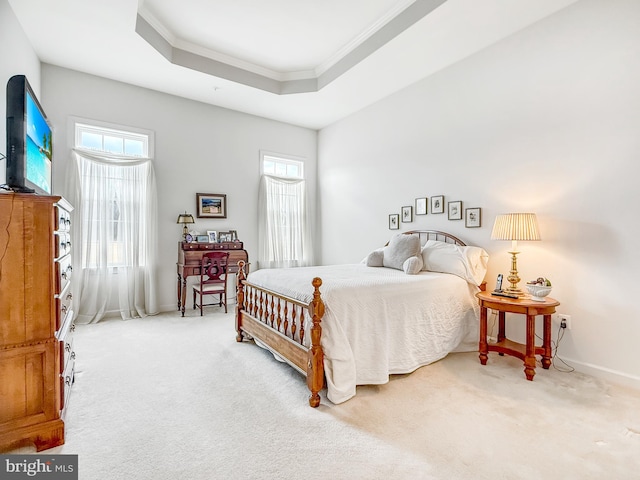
(491, 213), (541, 295)
(176, 212), (195, 240)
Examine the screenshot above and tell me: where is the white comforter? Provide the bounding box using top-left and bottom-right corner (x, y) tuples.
(246, 264), (480, 404)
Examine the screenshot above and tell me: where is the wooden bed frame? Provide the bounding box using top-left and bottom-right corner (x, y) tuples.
(235, 230), (474, 407)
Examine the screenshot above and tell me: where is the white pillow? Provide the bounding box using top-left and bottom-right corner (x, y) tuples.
(421, 240), (489, 286)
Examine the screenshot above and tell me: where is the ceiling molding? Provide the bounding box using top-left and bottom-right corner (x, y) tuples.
(136, 0), (447, 95)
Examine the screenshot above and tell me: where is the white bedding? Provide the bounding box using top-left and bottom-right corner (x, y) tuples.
(246, 264), (480, 404)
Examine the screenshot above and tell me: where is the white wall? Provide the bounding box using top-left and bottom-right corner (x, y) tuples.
(41, 65), (317, 312)
(0, 0), (41, 185)
(318, 0), (640, 387)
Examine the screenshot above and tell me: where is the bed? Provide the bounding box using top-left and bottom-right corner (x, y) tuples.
(235, 230), (488, 407)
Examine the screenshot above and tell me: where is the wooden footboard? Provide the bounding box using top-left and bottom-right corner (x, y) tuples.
(235, 261), (325, 407)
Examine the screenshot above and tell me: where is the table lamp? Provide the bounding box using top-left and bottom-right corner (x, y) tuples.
(176, 212), (195, 239)
(491, 213), (541, 295)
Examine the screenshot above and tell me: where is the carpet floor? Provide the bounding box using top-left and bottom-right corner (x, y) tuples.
(13, 309), (640, 479)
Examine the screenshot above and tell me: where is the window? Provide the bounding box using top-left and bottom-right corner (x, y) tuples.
(70, 119), (158, 322)
(261, 153), (304, 179)
(75, 123), (148, 157)
(258, 152), (312, 268)
(74, 121), (155, 269)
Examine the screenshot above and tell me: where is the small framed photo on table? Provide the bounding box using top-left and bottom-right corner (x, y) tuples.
(207, 230), (217, 243)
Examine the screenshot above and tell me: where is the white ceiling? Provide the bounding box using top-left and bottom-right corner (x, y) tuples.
(8, 0), (579, 130)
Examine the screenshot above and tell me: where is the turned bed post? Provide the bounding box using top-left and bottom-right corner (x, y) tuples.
(307, 277), (325, 407)
(235, 260), (246, 342)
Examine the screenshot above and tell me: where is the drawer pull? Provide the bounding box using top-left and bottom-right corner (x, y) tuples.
(67, 293), (73, 300)
(61, 305), (68, 314)
(65, 343), (71, 352)
(70, 352), (76, 359)
(71, 323), (76, 332)
(65, 376), (72, 386)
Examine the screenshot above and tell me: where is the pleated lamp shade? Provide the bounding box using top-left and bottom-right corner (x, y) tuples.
(491, 213), (541, 243)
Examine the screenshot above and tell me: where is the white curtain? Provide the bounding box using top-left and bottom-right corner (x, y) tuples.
(258, 174), (313, 269)
(68, 149), (158, 323)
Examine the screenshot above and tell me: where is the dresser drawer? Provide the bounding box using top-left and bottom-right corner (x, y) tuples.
(55, 205), (72, 232)
(55, 255), (73, 294)
(59, 329), (75, 375)
(55, 285), (73, 332)
(59, 352), (75, 414)
(54, 232), (72, 259)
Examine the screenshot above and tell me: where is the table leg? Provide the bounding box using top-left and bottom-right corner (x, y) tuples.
(541, 314), (552, 369)
(181, 277), (188, 317)
(177, 274), (182, 311)
(497, 312), (506, 342)
(524, 314), (536, 380)
(479, 305), (488, 365)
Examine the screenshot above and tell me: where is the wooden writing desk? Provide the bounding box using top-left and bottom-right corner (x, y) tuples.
(177, 241), (248, 316)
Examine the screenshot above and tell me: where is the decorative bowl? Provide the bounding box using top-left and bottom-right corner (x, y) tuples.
(526, 284), (552, 301)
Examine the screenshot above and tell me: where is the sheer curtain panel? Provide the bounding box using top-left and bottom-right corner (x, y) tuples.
(68, 149), (158, 323)
(258, 175), (313, 269)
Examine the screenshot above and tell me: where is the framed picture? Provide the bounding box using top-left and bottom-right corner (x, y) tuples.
(207, 230), (217, 243)
(415, 197), (427, 215)
(229, 229), (238, 241)
(431, 195), (444, 214)
(196, 235), (209, 243)
(465, 207), (482, 228)
(401, 206), (413, 223)
(218, 231), (233, 242)
(448, 201), (462, 220)
(196, 193), (227, 218)
(389, 214), (399, 230)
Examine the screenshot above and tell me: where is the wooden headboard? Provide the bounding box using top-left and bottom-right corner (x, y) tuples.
(403, 230), (466, 246)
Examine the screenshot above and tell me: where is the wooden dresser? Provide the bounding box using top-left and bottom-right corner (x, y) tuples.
(177, 241), (248, 316)
(0, 193), (75, 452)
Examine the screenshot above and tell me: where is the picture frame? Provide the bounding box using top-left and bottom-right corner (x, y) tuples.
(229, 229), (238, 242)
(196, 235), (209, 243)
(465, 207), (482, 228)
(207, 230), (217, 243)
(401, 206), (413, 223)
(448, 201), (462, 220)
(218, 231), (233, 242)
(415, 197), (427, 215)
(196, 193), (227, 218)
(389, 214), (399, 230)
(431, 195), (444, 214)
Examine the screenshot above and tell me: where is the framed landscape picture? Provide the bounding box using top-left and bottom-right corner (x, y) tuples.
(196, 193), (227, 218)
(415, 197), (427, 215)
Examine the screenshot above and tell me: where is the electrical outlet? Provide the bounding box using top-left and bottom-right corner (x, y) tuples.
(558, 314), (571, 330)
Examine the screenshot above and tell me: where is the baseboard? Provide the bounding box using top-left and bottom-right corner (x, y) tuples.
(561, 357), (640, 391)
(483, 334), (640, 391)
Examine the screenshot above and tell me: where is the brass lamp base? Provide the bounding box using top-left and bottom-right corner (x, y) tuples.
(506, 250), (524, 296)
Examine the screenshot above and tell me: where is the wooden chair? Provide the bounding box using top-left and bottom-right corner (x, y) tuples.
(192, 251), (229, 315)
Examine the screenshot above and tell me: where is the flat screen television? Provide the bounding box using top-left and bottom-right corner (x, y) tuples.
(5, 74), (52, 195)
